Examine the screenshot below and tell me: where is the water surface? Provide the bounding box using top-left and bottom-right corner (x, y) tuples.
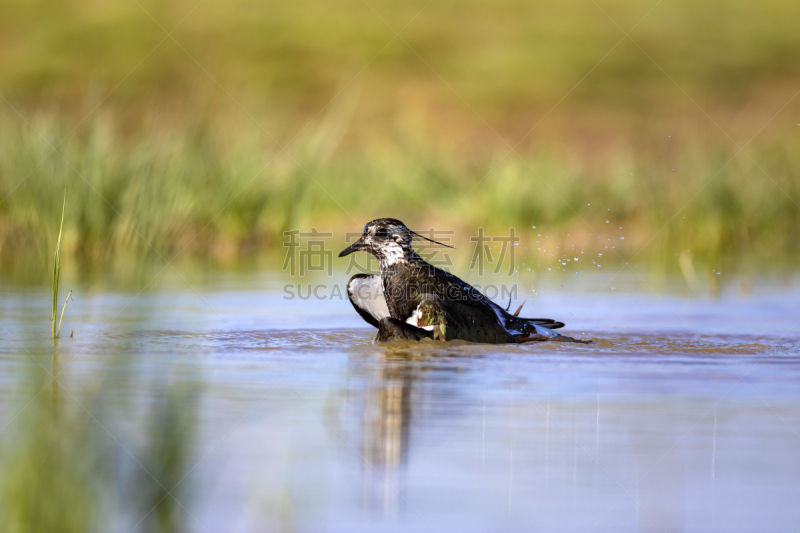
(1, 274), (799, 532)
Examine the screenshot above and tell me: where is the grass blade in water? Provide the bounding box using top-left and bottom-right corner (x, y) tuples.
(57, 290), (73, 339)
(52, 191), (66, 339)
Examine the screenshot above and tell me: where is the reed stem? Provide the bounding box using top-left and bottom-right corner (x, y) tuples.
(52, 190), (66, 339)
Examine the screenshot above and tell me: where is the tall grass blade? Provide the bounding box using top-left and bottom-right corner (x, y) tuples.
(52, 190), (66, 339)
(57, 290), (73, 339)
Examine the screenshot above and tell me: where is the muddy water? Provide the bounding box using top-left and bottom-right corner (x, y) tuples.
(1, 274), (799, 532)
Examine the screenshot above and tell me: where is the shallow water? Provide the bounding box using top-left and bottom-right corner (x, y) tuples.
(1, 273), (799, 532)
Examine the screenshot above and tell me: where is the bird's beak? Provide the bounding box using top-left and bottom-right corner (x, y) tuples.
(338, 236), (367, 257)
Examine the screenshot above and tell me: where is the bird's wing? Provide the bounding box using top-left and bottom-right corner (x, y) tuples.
(407, 294), (518, 344)
(428, 267), (489, 304)
(419, 265), (565, 334)
(347, 274), (389, 329)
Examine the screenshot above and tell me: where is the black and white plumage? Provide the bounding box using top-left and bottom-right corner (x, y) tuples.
(346, 273), (389, 328)
(339, 218), (585, 344)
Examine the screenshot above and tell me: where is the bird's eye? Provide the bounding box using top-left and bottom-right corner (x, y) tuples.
(375, 228), (389, 238)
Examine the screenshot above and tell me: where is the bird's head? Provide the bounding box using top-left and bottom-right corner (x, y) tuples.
(338, 218), (413, 266)
(338, 218), (452, 267)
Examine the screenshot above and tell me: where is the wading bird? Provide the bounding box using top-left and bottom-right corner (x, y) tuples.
(339, 218), (585, 343)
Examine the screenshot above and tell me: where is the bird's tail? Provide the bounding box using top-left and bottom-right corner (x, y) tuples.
(502, 299), (564, 330)
(499, 300), (589, 343)
(519, 317), (565, 330)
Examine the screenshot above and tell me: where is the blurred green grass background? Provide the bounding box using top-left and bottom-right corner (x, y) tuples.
(1, 0), (799, 279)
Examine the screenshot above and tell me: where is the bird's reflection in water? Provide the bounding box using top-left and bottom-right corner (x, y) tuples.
(361, 351), (413, 468)
(358, 349), (414, 517)
(354, 341), (475, 516)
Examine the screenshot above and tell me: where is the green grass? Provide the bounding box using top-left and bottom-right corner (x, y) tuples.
(52, 190), (66, 339)
(0, 107), (798, 281)
(0, 0), (799, 281)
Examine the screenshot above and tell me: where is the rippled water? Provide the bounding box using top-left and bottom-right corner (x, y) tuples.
(1, 274), (799, 532)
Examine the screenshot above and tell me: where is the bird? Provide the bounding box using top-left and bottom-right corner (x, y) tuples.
(338, 218), (586, 344)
